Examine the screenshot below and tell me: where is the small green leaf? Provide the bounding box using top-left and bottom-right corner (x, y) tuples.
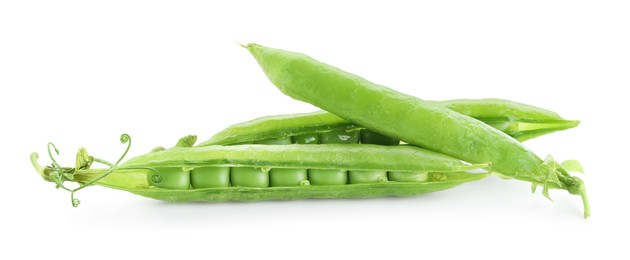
(541, 155), (562, 187)
(562, 160), (584, 174)
(175, 135), (197, 147)
(74, 147), (93, 173)
(542, 183), (553, 201)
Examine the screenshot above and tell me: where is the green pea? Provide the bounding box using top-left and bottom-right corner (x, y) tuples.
(388, 171), (429, 182)
(231, 167), (269, 187)
(308, 169), (347, 185)
(148, 167), (190, 190)
(360, 129), (400, 145)
(191, 167), (230, 188)
(431, 173), (447, 182)
(319, 129), (359, 144)
(292, 133), (319, 144)
(270, 168), (308, 186)
(254, 137), (292, 145)
(348, 170), (388, 184)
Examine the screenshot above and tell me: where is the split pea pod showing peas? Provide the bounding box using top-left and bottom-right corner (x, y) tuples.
(197, 99), (580, 146)
(244, 43), (589, 217)
(30, 134), (488, 203)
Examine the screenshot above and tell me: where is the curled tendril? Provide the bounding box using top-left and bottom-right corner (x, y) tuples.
(151, 173), (163, 183)
(120, 133), (130, 143)
(47, 142), (61, 169)
(44, 134), (133, 207)
(46, 142), (72, 190)
(115, 134), (131, 166)
(71, 193), (80, 207)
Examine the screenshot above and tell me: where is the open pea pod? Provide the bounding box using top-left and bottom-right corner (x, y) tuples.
(31, 134), (488, 204)
(197, 99), (579, 146)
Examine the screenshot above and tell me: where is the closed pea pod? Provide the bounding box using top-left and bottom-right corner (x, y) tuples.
(197, 98), (579, 147)
(243, 43), (589, 217)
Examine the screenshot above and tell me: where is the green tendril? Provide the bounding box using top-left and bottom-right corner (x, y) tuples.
(47, 142), (71, 190)
(150, 170), (163, 183)
(47, 142), (61, 170)
(43, 133), (133, 207)
(93, 158), (114, 167)
(71, 192), (80, 207)
(115, 134), (131, 165)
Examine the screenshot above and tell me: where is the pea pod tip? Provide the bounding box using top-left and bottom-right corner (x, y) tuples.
(30, 152), (48, 181)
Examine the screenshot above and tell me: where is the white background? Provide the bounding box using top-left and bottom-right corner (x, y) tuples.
(1, 1), (629, 259)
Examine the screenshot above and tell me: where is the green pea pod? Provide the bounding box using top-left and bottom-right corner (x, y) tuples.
(197, 98), (579, 146)
(31, 138), (488, 204)
(244, 43), (589, 218)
